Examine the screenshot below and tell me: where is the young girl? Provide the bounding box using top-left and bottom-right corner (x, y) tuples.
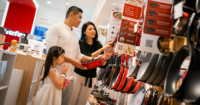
(34, 46), (68, 105)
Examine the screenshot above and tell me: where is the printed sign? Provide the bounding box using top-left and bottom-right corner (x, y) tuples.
(140, 0), (173, 54)
(106, 3), (123, 43)
(115, 0), (144, 55)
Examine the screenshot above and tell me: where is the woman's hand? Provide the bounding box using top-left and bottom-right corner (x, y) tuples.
(103, 53), (112, 61)
(102, 42), (114, 51)
(62, 65), (68, 74)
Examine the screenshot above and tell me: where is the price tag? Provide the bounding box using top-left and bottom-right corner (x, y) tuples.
(174, 2), (183, 19)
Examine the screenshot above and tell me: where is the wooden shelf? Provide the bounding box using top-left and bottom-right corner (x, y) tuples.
(0, 86), (8, 91)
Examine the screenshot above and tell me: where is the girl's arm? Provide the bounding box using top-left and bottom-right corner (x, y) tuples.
(48, 68), (65, 90)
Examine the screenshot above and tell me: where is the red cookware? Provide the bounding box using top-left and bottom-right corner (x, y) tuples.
(128, 80), (142, 93)
(122, 77), (134, 93)
(109, 54), (125, 89)
(82, 58), (103, 69)
(116, 54), (130, 91)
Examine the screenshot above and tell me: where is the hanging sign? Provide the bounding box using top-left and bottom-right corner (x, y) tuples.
(139, 0), (173, 54)
(115, 0), (144, 55)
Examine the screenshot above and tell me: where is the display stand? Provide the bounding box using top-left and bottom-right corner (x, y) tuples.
(0, 49), (17, 105)
(14, 53), (44, 105)
(4, 69), (24, 105)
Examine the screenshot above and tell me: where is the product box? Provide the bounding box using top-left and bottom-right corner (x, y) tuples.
(115, 0), (144, 55)
(0, 61), (7, 86)
(139, 0), (174, 55)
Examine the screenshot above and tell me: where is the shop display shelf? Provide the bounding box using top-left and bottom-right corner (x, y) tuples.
(0, 86), (8, 91)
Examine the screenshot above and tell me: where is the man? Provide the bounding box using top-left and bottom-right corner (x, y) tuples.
(46, 6), (93, 105)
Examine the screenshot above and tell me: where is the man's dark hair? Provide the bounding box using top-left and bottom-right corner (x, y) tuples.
(66, 6), (83, 18)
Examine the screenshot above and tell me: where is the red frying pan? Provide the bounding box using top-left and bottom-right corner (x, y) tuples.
(82, 58), (103, 69)
(128, 80), (142, 93)
(116, 54), (130, 91)
(109, 54), (125, 89)
(121, 77), (134, 93)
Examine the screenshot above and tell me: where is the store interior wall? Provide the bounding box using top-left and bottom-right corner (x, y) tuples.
(33, 5), (66, 29)
(0, 0), (8, 26)
(3, 3), (36, 50)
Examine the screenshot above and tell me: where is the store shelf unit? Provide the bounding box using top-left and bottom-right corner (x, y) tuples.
(14, 53), (43, 105)
(0, 49), (17, 105)
(4, 69), (24, 105)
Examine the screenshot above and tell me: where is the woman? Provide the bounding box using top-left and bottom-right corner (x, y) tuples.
(69, 22), (113, 105)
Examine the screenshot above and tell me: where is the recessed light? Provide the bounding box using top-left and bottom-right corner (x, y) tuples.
(47, 1), (51, 4)
(66, 3), (69, 5)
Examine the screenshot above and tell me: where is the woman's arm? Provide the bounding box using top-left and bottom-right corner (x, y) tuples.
(48, 68), (65, 90)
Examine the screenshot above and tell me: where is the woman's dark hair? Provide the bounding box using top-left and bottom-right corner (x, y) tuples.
(41, 46), (65, 81)
(80, 21), (102, 49)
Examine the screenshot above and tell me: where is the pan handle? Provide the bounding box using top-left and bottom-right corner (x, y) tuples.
(121, 54), (125, 64)
(195, 18), (200, 48)
(186, 13), (195, 46)
(125, 54), (130, 66)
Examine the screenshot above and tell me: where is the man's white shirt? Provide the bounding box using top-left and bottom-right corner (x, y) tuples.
(46, 23), (84, 79)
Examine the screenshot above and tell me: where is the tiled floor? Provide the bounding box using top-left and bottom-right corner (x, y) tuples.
(32, 96), (91, 105)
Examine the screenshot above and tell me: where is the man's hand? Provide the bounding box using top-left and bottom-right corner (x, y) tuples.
(72, 60), (87, 70)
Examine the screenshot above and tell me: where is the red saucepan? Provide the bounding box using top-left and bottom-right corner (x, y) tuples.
(109, 54), (125, 89)
(116, 54), (130, 91)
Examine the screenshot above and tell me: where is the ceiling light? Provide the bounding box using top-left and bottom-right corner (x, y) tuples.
(19, 2), (22, 3)
(47, 1), (51, 4)
(66, 3), (69, 5)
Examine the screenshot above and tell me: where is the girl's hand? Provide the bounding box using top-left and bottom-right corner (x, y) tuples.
(62, 65), (68, 74)
(102, 42), (114, 50)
